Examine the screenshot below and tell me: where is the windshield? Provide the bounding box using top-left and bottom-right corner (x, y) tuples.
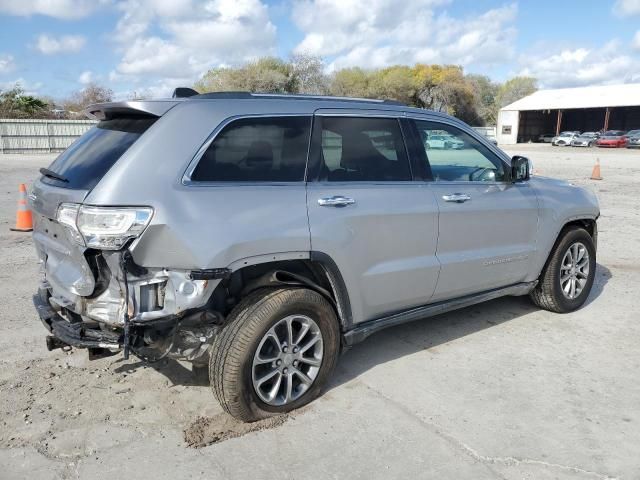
(603, 131), (624, 136)
(42, 116), (157, 190)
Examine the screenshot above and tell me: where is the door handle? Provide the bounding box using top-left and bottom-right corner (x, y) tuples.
(442, 193), (471, 203)
(318, 196), (356, 207)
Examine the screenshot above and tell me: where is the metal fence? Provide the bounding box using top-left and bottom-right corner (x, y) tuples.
(0, 119), (97, 154)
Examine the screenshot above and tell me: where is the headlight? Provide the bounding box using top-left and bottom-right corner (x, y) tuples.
(56, 204), (153, 250)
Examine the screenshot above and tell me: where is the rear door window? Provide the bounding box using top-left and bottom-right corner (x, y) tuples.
(315, 117), (411, 182)
(42, 116), (157, 190)
(191, 116), (311, 182)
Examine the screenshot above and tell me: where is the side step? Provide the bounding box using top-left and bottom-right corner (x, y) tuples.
(343, 282), (536, 346)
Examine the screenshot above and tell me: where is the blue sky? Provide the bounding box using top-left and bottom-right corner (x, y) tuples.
(1, 0), (639, 100)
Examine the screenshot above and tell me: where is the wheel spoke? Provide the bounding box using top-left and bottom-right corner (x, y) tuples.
(286, 317), (294, 347)
(256, 369), (279, 387)
(254, 354), (279, 365)
(284, 373), (293, 403)
(570, 278), (576, 298)
(299, 334), (320, 354)
(266, 372), (283, 402)
(294, 368), (313, 386)
(265, 332), (283, 353)
(560, 273), (572, 284)
(294, 322), (310, 345)
(298, 356), (321, 367)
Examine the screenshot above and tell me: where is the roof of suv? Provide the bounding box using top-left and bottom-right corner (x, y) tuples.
(86, 90), (454, 122)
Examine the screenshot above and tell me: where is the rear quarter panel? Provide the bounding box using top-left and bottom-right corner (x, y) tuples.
(84, 100), (315, 270)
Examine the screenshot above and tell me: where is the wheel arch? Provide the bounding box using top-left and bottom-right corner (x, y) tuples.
(536, 216), (598, 280)
(209, 251), (353, 333)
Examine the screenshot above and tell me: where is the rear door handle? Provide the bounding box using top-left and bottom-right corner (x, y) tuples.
(442, 193), (471, 203)
(318, 196), (356, 207)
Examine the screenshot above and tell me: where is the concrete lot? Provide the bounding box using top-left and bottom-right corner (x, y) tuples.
(0, 144), (639, 479)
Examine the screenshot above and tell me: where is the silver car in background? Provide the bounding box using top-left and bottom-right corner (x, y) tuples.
(571, 132), (599, 147)
(552, 131), (581, 146)
(29, 91), (600, 422)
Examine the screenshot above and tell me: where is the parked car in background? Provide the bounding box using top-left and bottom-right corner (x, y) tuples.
(425, 134), (465, 149)
(552, 131), (580, 146)
(571, 132), (599, 147)
(537, 133), (555, 143)
(627, 134), (640, 148)
(596, 131), (628, 148)
(625, 129), (640, 137)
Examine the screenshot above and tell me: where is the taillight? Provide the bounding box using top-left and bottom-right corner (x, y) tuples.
(57, 204), (153, 250)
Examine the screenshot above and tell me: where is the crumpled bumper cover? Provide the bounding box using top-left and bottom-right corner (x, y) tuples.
(33, 287), (121, 350)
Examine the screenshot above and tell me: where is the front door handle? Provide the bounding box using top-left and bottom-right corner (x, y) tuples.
(318, 196), (356, 207)
(442, 193), (471, 203)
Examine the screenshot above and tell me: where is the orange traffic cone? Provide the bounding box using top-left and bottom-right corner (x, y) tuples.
(590, 159), (602, 181)
(10, 184), (33, 232)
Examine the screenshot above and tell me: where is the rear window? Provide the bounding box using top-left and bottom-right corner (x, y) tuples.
(42, 116), (157, 190)
(191, 116), (311, 182)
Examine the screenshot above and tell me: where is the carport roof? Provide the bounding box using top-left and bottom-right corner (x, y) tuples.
(501, 83), (640, 111)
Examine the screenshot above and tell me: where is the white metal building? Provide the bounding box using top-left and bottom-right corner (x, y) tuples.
(497, 83), (640, 144)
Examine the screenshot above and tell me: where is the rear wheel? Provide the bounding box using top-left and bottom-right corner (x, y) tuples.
(210, 288), (340, 422)
(530, 227), (596, 313)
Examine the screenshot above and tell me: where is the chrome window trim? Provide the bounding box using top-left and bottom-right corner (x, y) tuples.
(182, 113), (313, 186)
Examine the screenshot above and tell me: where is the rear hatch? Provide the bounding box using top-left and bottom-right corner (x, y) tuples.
(30, 101), (177, 303)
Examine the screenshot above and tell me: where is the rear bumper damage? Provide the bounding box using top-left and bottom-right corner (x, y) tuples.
(33, 251), (225, 362)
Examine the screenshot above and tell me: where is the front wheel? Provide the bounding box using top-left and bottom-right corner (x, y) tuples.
(210, 288), (340, 422)
(530, 227), (596, 313)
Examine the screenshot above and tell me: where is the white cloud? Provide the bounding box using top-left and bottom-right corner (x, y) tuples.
(614, 0), (640, 15)
(0, 0), (105, 19)
(35, 34), (86, 55)
(0, 54), (15, 74)
(518, 41), (640, 88)
(292, 0), (517, 70)
(0, 78), (43, 95)
(78, 71), (94, 84)
(633, 31), (640, 50)
(112, 0), (277, 82)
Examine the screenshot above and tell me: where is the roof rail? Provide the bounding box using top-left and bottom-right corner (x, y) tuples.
(189, 90), (406, 106)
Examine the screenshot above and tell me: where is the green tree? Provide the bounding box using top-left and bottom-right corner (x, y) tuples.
(495, 76), (537, 109)
(196, 57), (295, 94)
(0, 84), (49, 118)
(329, 67), (371, 98)
(465, 74), (499, 126)
(368, 66), (417, 105)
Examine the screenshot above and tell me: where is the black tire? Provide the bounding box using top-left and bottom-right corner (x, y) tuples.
(530, 227), (596, 313)
(209, 288), (340, 422)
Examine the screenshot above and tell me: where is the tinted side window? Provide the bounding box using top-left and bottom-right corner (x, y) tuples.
(414, 120), (505, 182)
(318, 117), (411, 182)
(192, 116), (311, 182)
(42, 116), (157, 190)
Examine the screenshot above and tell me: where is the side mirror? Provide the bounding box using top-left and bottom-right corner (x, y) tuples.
(511, 156), (530, 182)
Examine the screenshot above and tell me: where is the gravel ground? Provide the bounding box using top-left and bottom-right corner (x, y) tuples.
(0, 144), (639, 479)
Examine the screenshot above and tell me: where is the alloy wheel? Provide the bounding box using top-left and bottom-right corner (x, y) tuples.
(251, 315), (324, 406)
(559, 242), (590, 300)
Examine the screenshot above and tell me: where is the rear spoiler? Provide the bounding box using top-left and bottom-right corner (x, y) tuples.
(85, 100), (182, 120)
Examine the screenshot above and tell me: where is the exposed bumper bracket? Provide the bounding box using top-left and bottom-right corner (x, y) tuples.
(33, 291), (122, 350)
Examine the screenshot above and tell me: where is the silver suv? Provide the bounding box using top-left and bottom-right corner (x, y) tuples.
(30, 91), (600, 422)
